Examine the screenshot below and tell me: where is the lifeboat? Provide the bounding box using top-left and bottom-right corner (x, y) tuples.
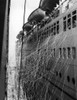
(28, 8), (45, 23)
(39, 0), (59, 14)
(23, 22), (33, 32)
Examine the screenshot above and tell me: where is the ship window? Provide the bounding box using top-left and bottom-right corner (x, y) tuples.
(67, 76), (70, 82)
(59, 48), (62, 58)
(57, 25), (59, 34)
(68, 14), (71, 18)
(67, 18), (71, 29)
(72, 47), (76, 59)
(57, 21), (59, 34)
(51, 27), (53, 33)
(67, 47), (71, 58)
(57, 21), (59, 24)
(63, 16), (66, 20)
(72, 10), (76, 15)
(51, 25), (53, 33)
(63, 21), (66, 31)
(63, 16), (67, 31)
(67, 13), (71, 29)
(54, 48), (55, 57)
(53, 23), (56, 35)
(72, 15), (76, 28)
(63, 48), (66, 58)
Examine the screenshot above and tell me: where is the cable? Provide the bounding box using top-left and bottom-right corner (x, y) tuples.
(23, 0), (26, 25)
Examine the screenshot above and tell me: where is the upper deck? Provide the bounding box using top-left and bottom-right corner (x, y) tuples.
(23, 0), (77, 42)
(22, 0), (77, 56)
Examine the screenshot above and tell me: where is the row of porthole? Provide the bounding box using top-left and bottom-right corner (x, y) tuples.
(55, 71), (75, 85)
(67, 76), (75, 85)
(55, 71), (62, 78)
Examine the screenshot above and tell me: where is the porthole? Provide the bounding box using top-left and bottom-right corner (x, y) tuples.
(67, 76), (70, 82)
(59, 73), (62, 78)
(57, 21), (59, 24)
(56, 98), (59, 100)
(56, 71), (58, 76)
(72, 77), (75, 85)
(5, 90), (7, 96)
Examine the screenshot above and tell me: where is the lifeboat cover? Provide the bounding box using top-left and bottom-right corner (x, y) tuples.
(28, 8), (45, 23)
(23, 22), (33, 31)
(39, 0), (59, 13)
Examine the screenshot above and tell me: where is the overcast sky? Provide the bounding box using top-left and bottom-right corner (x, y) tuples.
(9, 0), (40, 66)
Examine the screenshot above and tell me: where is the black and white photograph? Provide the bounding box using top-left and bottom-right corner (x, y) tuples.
(0, 0), (77, 100)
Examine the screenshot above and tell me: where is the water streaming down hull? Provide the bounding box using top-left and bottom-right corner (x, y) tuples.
(22, 31), (77, 100)
(17, 0), (77, 100)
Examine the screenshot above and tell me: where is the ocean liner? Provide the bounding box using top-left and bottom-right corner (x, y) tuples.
(16, 0), (77, 100)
